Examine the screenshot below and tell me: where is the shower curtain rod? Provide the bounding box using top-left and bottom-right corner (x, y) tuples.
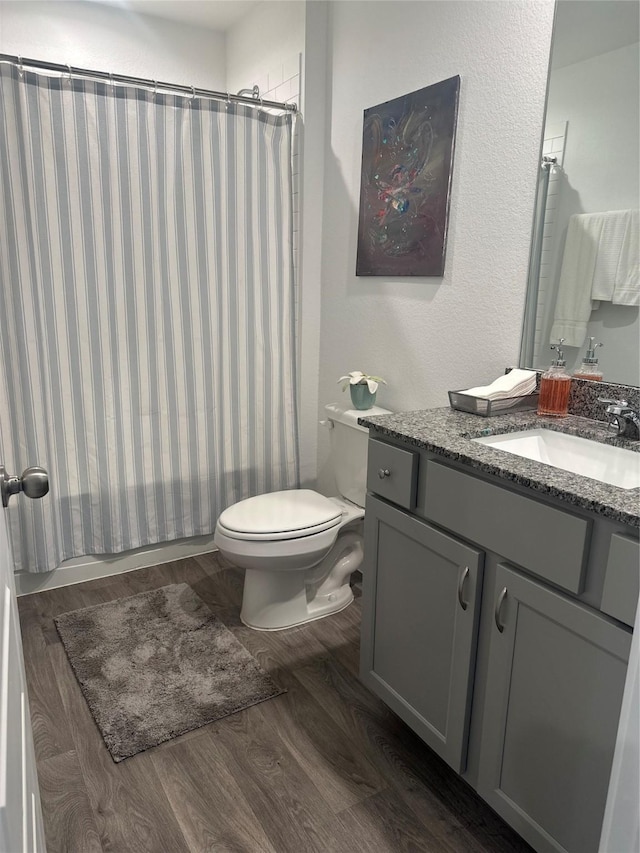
(0, 53), (297, 113)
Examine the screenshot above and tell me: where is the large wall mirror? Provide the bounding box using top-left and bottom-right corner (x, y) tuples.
(520, 0), (639, 387)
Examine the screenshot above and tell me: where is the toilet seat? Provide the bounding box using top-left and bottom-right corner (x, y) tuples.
(217, 489), (343, 542)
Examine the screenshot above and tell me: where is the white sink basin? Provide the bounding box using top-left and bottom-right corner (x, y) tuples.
(473, 428), (640, 490)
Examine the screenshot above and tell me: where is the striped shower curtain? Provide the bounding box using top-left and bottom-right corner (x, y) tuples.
(0, 63), (299, 573)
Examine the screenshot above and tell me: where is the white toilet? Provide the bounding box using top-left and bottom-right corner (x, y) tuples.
(213, 403), (391, 630)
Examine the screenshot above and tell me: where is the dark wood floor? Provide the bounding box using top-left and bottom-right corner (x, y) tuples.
(18, 554), (533, 853)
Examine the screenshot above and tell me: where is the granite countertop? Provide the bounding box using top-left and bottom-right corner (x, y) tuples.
(358, 407), (640, 528)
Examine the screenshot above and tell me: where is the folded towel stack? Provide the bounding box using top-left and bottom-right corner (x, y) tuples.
(461, 369), (538, 400)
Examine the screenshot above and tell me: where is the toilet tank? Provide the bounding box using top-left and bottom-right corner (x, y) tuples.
(324, 403), (392, 507)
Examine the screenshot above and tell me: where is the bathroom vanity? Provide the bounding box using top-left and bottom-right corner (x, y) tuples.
(358, 407), (639, 853)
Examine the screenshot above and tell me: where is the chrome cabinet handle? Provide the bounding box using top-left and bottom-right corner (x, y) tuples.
(0, 465), (49, 507)
(457, 566), (469, 610)
(495, 587), (508, 633)
(377, 468), (391, 479)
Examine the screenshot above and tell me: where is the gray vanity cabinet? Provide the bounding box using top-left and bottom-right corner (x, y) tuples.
(360, 494), (483, 773)
(360, 431), (636, 853)
(477, 563), (631, 853)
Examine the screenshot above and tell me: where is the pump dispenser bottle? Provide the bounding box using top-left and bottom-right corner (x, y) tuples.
(537, 339), (571, 417)
(573, 338), (603, 381)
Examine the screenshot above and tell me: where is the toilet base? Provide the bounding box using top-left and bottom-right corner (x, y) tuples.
(240, 582), (354, 631)
(239, 529), (363, 630)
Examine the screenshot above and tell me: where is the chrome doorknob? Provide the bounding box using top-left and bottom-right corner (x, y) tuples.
(1, 465), (49, 507)
(21, 467), (49, 500)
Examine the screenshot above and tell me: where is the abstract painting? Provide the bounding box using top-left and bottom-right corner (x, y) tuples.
(356, 76), (460, 277)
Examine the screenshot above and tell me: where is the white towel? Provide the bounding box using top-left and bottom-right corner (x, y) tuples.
(462, 369), (538, 400)
(551, 211), (640, 347)
(591, 211), (636, 299)
(550, 213), (601, 347)
(612, 210), (639, 306)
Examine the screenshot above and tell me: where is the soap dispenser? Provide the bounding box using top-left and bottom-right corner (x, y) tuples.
(573, 337), (603, 381)
(538, 339), (571, 418)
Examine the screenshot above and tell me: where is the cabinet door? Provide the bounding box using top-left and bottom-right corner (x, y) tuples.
(360, 495), (484, 773)
(478, 563), (631, 853)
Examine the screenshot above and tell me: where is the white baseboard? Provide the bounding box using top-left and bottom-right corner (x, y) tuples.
(15, 534), (218, 597)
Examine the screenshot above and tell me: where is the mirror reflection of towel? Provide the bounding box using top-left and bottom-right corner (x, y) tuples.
(550, 213), (602, 347)
(551, 210), (639, 347)
(612, 211), (639, 306)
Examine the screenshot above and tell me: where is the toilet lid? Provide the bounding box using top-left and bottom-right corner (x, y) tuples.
(217, 489), (343, 539)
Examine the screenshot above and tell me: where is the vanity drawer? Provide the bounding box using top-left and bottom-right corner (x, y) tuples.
(367, 439), (419, 510)
(601, 533), (640, 627)
(423, 461), (590, 593)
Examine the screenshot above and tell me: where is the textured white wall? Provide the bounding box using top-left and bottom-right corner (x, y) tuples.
(225, 0), (304, 95)
(317, 0), (555, 490)
(0, 0), (226, 89)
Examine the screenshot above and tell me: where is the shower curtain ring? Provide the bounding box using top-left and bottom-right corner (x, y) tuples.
(109, 72), (114, 89)
(67, 64), (73, 85)
(153, 80), (157, 99)
(225, 92), (231, 109)
(190, 86), (196, 106)
(17, 56), (24, 77)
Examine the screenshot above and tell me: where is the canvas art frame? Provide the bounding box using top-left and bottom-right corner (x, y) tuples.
(356, 75), (460, 277)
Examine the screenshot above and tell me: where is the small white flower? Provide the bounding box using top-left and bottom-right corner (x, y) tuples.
(338, 371), (387, 394)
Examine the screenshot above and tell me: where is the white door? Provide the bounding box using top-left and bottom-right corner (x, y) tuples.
(0, 466), (47, 853)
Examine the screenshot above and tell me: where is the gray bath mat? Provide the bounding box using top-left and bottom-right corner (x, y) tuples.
(54, 583), (285, 762)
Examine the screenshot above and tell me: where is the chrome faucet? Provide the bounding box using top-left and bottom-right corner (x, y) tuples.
(599, 399), (640, 440)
